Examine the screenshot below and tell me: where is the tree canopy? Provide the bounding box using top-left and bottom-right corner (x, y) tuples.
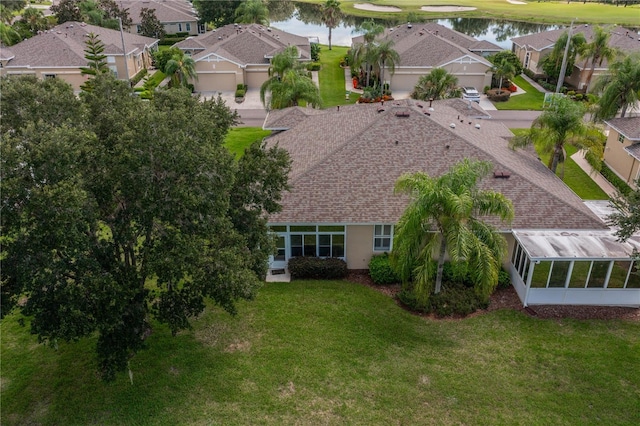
(391, 159), (514, 305)
(139, 7), (165, 39)
(0, 74), (290, 380)
(411, 68), (459, 101)
(608, 178), (640, 243)
(592, 54), (640, 121)
(321, 0), (341, 50)
(235, 0), (269, 25)
(193, 0), (241, 27)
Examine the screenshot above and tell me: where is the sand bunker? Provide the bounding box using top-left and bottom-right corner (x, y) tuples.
(420, 5), (477, 12)
(354, 3), (402, 13)
(507, 0), (527, 4)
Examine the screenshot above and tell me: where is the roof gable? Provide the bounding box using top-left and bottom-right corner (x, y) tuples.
(606, 116), (640, 140)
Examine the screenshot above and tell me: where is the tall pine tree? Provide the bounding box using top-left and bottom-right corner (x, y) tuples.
(80, 32), (109, 92)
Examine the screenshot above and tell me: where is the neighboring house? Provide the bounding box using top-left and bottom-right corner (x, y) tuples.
(263, 99), (640, 307)
(352, 22), (502, 92)
(0, 21), (158, 90)
(120, 0), (202, 36)
(603, 116), (640, 188)
(173, 23), (311, 93)
(510, 25), (639, 91)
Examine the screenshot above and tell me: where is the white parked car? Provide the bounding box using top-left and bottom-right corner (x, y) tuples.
(462, 87), (481, 103)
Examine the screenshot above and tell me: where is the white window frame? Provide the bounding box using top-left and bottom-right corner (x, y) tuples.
(618, 133), (625, 143)
(373, 224), (393, 252)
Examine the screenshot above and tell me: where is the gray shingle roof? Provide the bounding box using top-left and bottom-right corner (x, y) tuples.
(3, 22), (157, 68)
(266, 100), (606, 231)
(625, 143), (640, 161)
(120, 0), (197, 25)
(511, 25), (640, 68)
(176, 23), (311, 66)
(606, 116), (640, 141)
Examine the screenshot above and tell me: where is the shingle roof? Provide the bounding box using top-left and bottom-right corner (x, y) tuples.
(511, 25), (640, 68)
(353, 22), (500, 61)
(3, 22), (157, 68)
(266, 100), (606, 231)
(606, 116), (640, 141)
(625, 143), (640, 161)
(0, 47), (15, 61)
(120, 0), (197, 25)
(175, 23), (311, 66)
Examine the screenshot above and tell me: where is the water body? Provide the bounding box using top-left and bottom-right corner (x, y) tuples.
(269, 4), (560, 50)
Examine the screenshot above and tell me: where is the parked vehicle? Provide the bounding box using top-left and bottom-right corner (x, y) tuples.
(462, 86), (481, 103)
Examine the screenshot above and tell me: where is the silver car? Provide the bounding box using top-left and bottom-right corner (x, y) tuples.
(462, 87), (481, 103)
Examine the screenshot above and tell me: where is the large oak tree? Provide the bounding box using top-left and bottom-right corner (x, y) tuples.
(0, 74), (290, 380)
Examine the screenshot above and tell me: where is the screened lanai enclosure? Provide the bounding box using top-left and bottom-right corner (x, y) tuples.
(510, 230), (640, 307)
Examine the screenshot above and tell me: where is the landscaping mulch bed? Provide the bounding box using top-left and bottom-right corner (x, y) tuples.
(346, 271), (640, 321)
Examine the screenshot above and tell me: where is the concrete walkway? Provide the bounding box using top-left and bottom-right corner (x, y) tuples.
(570, 150), (618, 197)
(521, 74), (548, 93)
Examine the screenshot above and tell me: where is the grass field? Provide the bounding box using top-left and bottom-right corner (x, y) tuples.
(318, 45), (359, 108)
(317, 0), (640, 26)
(495, 75), (546, 111)
(2, 280), (639, 425)
(511, 129), (609, 200)
(224, 127), (271, 158)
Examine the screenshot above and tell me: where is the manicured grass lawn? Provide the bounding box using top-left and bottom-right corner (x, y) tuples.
(511, 129), (608, 200)
(494, 75), (546, 111)
(318, 45), (359, 108)
(2, 280), (639, 425)
(224, 127), (271, 158)
(320, 0), (640, 26)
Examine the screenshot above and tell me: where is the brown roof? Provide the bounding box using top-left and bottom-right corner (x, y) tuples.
(120, 0), (198, 25)
(511, 25), (640, 68)
(266, 100), (606, 231)
(175, 23), (311, 65)
(3, 22), (157, 68)
(353, 22), (499, 65)
(625, 143), (640, 161)
(606, 116), (640, 141)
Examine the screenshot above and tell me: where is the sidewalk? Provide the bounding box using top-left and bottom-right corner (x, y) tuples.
(521, 74), (548, 93)
(570, 150), (618, 197)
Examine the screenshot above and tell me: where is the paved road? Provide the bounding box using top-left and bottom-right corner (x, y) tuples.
(231, 108), (541, 129)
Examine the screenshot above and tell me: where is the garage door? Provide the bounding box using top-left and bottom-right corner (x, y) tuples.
(245, 70), (268, 89)
(195, 72), (237, 92)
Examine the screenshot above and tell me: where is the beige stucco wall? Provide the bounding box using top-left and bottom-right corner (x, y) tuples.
(513, 45), (545, 74)
(346, 225), (377, 269)
(194, 59), (242, 92)
(604, 129), (640, 185)
(390, 61), (491, 92)
(1, 67), (87, 91)
(163, 21), (198, 36)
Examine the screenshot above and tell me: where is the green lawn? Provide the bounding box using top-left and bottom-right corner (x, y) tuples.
(495, 75), (546, 111)
(511, 129), (608, 200)
(318, 45), (359, 108)
(2, 280), (639, 425)
(310, 0), (640, 26)
(224, 127), (271, 158)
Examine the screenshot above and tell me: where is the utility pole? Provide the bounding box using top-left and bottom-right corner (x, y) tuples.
(555, 19), (575, 94)
(119, 17), (131, 86)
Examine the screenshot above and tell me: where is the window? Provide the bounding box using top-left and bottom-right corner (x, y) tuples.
(107, 56), (116, 64)
(178, 23), (183, 32)
(43, 74), (56, 79)
(374, 225), (392, 251)
(618, 133), (625, 143)
(186, 23), (191, 32)
(283, 225), (345, 259)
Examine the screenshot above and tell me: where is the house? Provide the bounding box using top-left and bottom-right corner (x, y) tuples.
(603, 116), (640, 188)
(120, 0), (202, 36)
(263, 99), (640, 307)
(0, 22), (158, 91)
(173, 23), (311, 93)
(351, 22), (502, 92)
(510, 24), (639, 92)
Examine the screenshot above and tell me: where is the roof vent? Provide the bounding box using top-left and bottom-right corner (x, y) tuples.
(493, 171), (511, 179)
(475, 123), (481, 129)
(377, 107), (385, 113)
(450, 123), (456, 129)
(395, 111), (410, 118)
(429, 107), (434, 112)
(407, 23), (412, 29)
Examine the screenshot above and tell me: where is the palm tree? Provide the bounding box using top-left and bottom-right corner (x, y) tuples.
(321, 0), (341, 51)
(0, 5), (13, 25)
(350, 19), (384, 88)
(490, 58), (516, 94)
(260, 46), (320, 110)
(165, 51), (198, 89)
(411, 68), (459, 101)
(592, 54), (640, 121)
(510, 96), (605, 175)
(540, 30), (586, 84)
(392, 159), (514, 304)
(374, 39), (400, 92)
(581, 26), (619, 92)
(0, 22), (21, 46)
(19, 7), (46, 33)
(235, 0), (269, 25)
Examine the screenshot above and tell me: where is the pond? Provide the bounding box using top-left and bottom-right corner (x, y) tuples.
(268, 2), (560, 50)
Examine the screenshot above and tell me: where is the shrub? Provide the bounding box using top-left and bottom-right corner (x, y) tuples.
(237, 83), (247, 91)
(130, 68), (148, 87)
(486, 88), (511, 102)
(483, 85), (491, 94)
(310, 43), (321, 62)
(158, 36), (186, 46)
(288, 257), (348, 280)
(368, 253), (400, 285)
(306, 62), (321, 71)
(600, 163), (632, 196)
(187, 83), (195, 93)
(523, 68), (535, 79)
(429, 283), (489, 317)
(397, 289), (429, 313)
(497, 268), (511, 289)
(235, 89), (245, 98)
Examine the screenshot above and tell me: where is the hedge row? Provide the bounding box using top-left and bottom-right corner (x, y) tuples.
(288, 257), (347, 280)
